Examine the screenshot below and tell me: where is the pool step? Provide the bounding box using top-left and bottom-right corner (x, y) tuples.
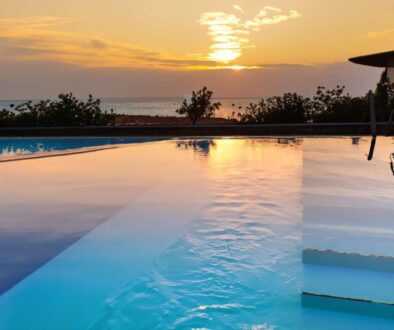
(302, 292), (394, 319)
(303, 249), (394, 273)
(303, 263), (394, 318)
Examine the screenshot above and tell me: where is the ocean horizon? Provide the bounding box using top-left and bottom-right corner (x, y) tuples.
(0, 97), (261, 119)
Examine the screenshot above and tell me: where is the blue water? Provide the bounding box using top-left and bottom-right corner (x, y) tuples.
(93, 141), (303, 329)
(0, 137), (164, 156)
(0, 138), (393, 329)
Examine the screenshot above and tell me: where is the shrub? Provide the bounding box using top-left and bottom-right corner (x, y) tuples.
(238, 93), (311, 124)
(0, 93), (115, 127)
(176, 87), (221, 125)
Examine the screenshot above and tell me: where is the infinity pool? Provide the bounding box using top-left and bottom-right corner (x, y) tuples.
(0, 137), (164, 157)
(0, 137), (393, 329)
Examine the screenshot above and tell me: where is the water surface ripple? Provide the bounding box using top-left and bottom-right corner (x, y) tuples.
(91, 139), (303, 329)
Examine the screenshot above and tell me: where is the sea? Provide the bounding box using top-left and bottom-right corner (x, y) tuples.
(0, 97), (260, 119)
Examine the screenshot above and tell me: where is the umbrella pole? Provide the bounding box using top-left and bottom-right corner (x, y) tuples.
(367, 91), (377, 161)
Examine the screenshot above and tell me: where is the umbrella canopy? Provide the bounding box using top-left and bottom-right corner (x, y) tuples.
(349, 50), (394, 68)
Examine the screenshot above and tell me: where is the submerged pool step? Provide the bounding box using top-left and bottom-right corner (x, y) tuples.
(302, 292), (394, 319)
(303, 264), (394, 318)
(303, 249), (394, 273)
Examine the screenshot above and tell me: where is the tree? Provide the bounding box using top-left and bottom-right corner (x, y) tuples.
(238, 93), (310, 124)
(312, 86), (368, 123)
(0, 109), (16, 127)
(238, 102), (265, 124)
(176, 87), (221, 125)
(375, 69), (394, 121)
(262, 93), (310, 124)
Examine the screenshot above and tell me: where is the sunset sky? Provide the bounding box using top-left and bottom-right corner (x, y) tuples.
(1, 0), (394, 98)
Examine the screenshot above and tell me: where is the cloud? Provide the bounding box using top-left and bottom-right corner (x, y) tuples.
(1, 10), (301, 71)
(263, 6), (282, 13)
(199, 7), (301, 64)
(90, 39), (108, 49)
(233, 5), (244, 14)
(245, 9), (301, 30)
(199, 12), (248, 63)
(367, 29), (394, 39)
(0, 16), (73, 29)
(0, 16), (215, 70)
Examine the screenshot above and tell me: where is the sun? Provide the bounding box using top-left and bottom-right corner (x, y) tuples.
(229, 65), (246, 71)
(208, 49), (241, 63)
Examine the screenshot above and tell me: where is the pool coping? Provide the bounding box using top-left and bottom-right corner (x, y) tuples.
(0, 123), (393, 137)
(303, 249), (394, 273)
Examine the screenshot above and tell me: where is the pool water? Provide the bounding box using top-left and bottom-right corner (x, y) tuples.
(0, 137), (393, 329)
(92, 139), (303, 329)
(0, 137), (164, 156)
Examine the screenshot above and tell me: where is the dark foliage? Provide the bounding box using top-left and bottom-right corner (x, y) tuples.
(239, 93), (310, 124)
(238, 71), (394, 124)
(375, 69), (394, 121)
(0, 93), (115, 127)
(238, 103), (265, 124)
(176, 87), (221, 125)
(311, 86), (369, 123)
(239, 86), (374, 124)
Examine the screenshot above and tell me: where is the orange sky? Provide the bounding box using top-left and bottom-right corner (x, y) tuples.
(1, 1), (393, 98)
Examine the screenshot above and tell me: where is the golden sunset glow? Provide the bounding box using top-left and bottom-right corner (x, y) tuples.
(0, 16), (214, 69)
(0, 9), (298, 70)
(199, 7), (301, 66)
(1, 1), (394, 97)
(2, 1), (394, 71)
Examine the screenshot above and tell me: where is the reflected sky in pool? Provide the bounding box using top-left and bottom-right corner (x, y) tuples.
(0, 137), (393, 329)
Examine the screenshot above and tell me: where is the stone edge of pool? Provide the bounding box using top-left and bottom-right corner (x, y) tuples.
(0, 123), (393, 137)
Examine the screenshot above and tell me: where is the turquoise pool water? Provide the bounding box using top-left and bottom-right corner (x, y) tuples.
(0, 138), (393, 329)
(0, 137), (164, 156)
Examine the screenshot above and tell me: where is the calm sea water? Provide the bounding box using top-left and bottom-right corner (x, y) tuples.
(0, 97), (260, 119)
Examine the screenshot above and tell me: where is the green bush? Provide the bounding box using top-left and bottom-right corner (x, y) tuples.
(238, 71), (394, 124)
(238, 86), (370, 124)
(176, 87), (221, 125)
(311, 86), (369, 123)
(0, 93), (115, 127)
